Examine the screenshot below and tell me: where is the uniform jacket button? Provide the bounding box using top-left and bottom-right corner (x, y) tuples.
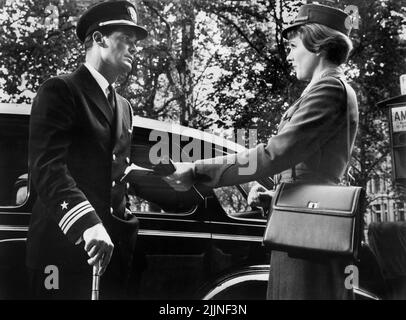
(112, 154), (116, 161)
(126, 157), (130, 164)
(110, 207), (114, 214)
(126, 182), (130, 189)
(112, 181), (116, 187)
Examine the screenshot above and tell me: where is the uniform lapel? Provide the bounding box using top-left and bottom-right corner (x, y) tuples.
(74, 65), (115, 126)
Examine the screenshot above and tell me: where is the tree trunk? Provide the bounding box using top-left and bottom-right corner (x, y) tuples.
(178, 0), (195, 126)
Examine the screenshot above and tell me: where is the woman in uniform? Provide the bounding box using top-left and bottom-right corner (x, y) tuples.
(164, 3), (358, 300)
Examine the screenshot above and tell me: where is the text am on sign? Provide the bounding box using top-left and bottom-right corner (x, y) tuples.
(392, 105), (406, 133)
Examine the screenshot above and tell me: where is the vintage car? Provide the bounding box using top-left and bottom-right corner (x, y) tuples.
(0, 103), (383, 300)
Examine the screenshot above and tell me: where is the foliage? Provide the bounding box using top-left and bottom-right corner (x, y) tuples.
(0, 0), (82, 103)
(339, 0), (406, 200)
(1, 0), (406, 205)
(202, 0), (304, 142)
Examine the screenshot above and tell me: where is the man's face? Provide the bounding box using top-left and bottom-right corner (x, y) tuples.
(101, 27), (138, 74)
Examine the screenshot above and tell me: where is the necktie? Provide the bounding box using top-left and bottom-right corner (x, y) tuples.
(107, 84), (116, 113)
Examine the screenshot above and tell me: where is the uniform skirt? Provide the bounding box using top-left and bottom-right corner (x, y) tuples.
(267, 250), (355, 300)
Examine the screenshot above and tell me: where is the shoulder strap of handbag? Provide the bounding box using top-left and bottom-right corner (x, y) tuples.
(337, 77), (351, 186)
(289, 77), (351, 184)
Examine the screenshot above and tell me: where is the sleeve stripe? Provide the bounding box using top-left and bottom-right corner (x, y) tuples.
(62, 207), (95, 234)
(59, 200), (90, 229)
(60, 203), (93, 232)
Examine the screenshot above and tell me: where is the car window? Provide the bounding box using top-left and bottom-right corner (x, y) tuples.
(213, 182), (266, 220)
(0, 116), (29, 207)
(128, 126), (268, 218)
(128, 129), (203, 215)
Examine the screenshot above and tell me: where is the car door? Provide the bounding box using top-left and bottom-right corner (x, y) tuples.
(128, 123), (214, 299)
(201, 143), (271, 299)
(0, 105), (31, 299)
(128, 119), (271, 299)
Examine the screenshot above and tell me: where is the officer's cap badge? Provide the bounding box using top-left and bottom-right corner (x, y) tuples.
(127, 6), (137, 24)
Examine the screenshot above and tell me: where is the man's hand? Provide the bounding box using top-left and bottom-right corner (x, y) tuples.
(163, 162), (196, 191)
(247, 183), (274, 211)
(82, 223), (114, 276)
(124, 208), (133, 220)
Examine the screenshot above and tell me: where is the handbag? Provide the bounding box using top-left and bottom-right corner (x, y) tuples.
(263, 182), (364, 258)
(262, 78), (364, 259)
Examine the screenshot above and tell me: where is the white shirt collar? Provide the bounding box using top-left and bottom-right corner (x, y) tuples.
(84, 62), (111, 98)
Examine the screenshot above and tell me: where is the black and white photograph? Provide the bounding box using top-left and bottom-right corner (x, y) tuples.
(0, 0), (405, 309)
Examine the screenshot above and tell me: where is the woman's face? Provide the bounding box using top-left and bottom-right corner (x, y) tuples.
(287, 35), (320, 81)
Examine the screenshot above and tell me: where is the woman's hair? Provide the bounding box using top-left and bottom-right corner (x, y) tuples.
(287, 23), (353, 65)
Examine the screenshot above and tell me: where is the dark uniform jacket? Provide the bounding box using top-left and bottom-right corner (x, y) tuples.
(27, 64), (137, 272)
(194, 68), (359, 299)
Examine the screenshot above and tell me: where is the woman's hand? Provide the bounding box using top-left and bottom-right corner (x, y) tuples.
(247, 183), (274, 211)
(163, 162), (196, 191)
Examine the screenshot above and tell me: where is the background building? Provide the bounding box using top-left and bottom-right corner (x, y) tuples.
(365, 155), (406, 227)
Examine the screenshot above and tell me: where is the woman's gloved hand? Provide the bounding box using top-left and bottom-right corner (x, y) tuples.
(162, 162), (196, 192)
(247, 183), (275, 212)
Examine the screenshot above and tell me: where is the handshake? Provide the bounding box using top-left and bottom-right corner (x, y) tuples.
(157, 159), (274, 210)
(155, 160), (196, 192)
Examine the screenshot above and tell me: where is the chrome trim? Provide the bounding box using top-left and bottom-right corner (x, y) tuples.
(138, 229), (262, 242)
(133, 204), (198, 217)
(0, 211), (31, 216)
(0, 225), (262, 242)
(138, 216), (204, 223)
(0, 238), (26, 243)
(212, 234), (263, 242)
(139, 229), (211, 239)
(226, 214), (267, 224)
(211, 221), (265, 228)
(0, 205), (30, 211)
(203, 272), (269, 300)
(0, 226), (28, 232)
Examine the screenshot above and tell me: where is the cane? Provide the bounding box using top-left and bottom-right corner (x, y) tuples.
(91, 262), (100, 300)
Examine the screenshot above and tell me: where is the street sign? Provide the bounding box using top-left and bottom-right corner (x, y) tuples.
(391, 105), (406, 133)
(378, 96), (406, 184)
(401, 74), (406, 95)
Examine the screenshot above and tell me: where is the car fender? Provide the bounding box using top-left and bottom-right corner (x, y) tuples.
(197, 265), (269, 300)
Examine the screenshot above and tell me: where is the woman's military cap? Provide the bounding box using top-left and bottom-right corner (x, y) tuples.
(282, 3), (352, 39)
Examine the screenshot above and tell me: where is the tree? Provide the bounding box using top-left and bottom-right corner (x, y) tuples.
(0, 0), (202, 127)
(201, 0), (305, 142)
(0, 0), (82, 103)
(203, 0), (406, 196)
(118, 0), (197, 125)
(336, 0), (406, 202)
(1, 0), (406, 208)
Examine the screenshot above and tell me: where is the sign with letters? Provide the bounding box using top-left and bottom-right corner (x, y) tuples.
(391, 105), (406, 133)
